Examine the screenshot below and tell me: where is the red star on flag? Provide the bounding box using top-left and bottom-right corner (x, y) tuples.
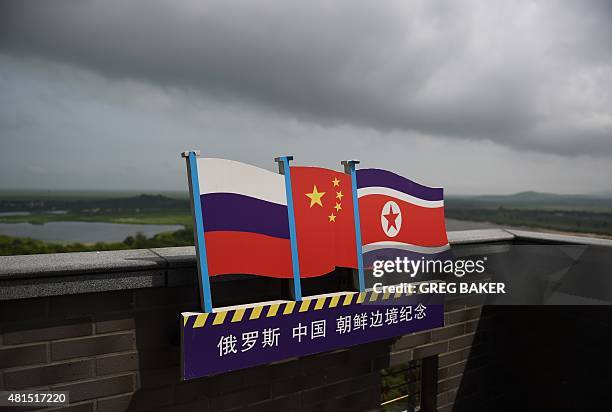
(383, 205), (400, 231)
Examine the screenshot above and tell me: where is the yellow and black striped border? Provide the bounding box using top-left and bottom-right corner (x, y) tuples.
(182, 289), (414, 329)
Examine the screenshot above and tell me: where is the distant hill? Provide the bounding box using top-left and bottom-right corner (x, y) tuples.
(0, 193), (189, 213)
(2, 189), (611, 214)
(74, 194), (189, 211)
(0, 189), (189, 201)
(447, 191), (612, 211)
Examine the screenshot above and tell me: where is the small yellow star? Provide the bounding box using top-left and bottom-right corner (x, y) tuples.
(306, 185), (326, 208)
(334, 203), (342, 212)
(328, 213), (336, 222)
(336, 191), (344, 200)
(332, 177), (340, 187)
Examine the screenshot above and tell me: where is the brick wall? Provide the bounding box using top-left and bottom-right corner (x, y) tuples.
(4, 230), (612, 411)
(1, 284), (486, 411)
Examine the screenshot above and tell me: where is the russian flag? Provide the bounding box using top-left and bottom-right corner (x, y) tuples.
(196, 158), (293, 278)
(356, 168), (450, 267)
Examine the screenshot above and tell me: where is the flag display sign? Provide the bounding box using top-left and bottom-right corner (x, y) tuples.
(182, 153), (451, 311)
(181, 290), (444, 379)
(181, 152), (449, 379)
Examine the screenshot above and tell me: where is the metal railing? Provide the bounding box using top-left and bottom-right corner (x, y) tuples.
(381, 360), (422, 412)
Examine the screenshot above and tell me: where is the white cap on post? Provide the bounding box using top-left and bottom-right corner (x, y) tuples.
(274, 155), (294, 175)
(341, 159), (360, 174)
(181, 150), (201, 158)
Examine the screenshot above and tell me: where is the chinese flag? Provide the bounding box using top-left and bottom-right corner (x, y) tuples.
(290, 166), (358, 277)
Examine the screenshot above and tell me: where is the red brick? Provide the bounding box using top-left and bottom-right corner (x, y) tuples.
(96, 352), (139, 375)
(3, 360), (93, 389)
(431, 323), (465, 341)
(97, 394), (133, 412)
(52, 374), (134, 402)
(0, 343), (47, 368)
(438, 375), (462, 393)
(448, 307), (481, 325)
(392, 331), (431, 351)
(439, 348), (470, 368)
(449, 333), (475, 351)
(413, 341), (449, 359)
(51, 332), (134, 361)
(3, 319), (92, 345)
(95, 317), (135, 334)
(46, 401), (94, 412)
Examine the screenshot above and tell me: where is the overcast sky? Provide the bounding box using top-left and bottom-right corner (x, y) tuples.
(1, 0), (611, 195)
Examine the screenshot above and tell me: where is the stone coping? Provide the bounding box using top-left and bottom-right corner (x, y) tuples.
(1, 228), (610, 300)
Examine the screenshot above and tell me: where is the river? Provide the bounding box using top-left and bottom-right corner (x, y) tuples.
(0, 221), (184, 243)
(0, 218), (502, 244)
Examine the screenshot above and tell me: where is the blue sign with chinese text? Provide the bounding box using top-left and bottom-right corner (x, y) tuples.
(181, 290), (444, 379)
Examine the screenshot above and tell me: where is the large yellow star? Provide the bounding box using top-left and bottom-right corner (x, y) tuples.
(332, 177), (340, 187)
(328, 213), (336, 222)
(306, 185), (326, 208)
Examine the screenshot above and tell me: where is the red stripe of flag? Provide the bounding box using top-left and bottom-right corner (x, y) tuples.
(359, 194), (448, 247)
(205, 231), (293, 278)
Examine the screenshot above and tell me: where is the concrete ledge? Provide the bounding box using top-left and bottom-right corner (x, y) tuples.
(0, 248), (166, 279)
(506, 229), (612, 247)
(0, 230), (513, 279)
(0, 270), (166, 300)
(1, 229), (610, 300)
(447, 229), (514, 245)
(152, 246), (197, 267)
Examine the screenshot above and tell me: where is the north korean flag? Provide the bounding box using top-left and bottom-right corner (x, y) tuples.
(356, 168), (450, 267)
(290, 167), (358, 277)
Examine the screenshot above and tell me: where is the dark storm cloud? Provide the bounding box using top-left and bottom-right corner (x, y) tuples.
(2, 54), (612, 194)
(1, 0), (612, 156)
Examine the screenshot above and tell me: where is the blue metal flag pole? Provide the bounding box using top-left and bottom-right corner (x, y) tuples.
(182, 151), (213, 313)
(342, 160), (366, 292)
(274, 156), (302, 301)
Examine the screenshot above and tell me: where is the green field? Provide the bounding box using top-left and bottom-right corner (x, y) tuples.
(1, 190), (612, 256)
(0, 189), (189, 201)
(0, 192), (193, 255)
(446, 191), (612, 237)
(0, 228), (194, 256)
(447, 191), (612, 212)
(0, 192), (191, 225)
(0, 212), (192, 226)
(445, 208), (612, 237)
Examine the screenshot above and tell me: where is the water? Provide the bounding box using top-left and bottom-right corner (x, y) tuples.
(0, 221), (184, 243)
(0, 210), (68, 216)
(0, 212), (32, 217)
(0, 217), (500, 243)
